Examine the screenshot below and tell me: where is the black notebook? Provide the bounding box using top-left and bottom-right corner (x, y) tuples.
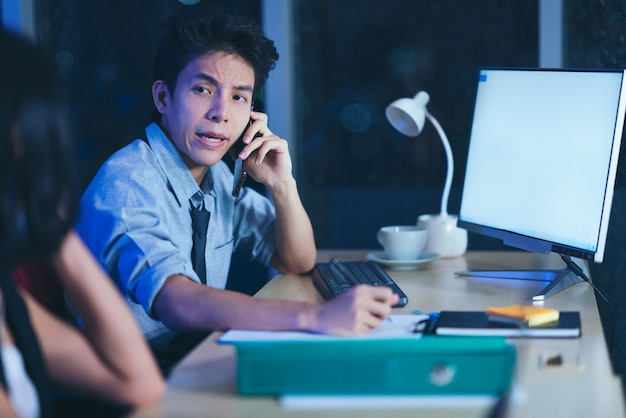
(434, 311), (581, 338)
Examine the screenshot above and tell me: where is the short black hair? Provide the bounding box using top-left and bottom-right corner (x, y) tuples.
(0, 30), (79, 272)
(154, 13), (279, 96)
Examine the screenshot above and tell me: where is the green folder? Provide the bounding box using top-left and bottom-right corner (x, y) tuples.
(232, 336), (515, 396)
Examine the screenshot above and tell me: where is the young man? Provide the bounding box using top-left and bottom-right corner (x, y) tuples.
(76, 14), (398, 372)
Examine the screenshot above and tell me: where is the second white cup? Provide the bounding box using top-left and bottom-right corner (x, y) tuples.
(377, 225), (428, 260)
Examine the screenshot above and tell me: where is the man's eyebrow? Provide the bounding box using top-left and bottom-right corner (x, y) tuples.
(194, 73), (218, 85)
(194, 73), (254, 93)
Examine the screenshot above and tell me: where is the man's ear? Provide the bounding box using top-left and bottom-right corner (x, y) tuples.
(152, 80), (169, 114)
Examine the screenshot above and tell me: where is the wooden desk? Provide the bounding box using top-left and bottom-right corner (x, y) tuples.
(132, 251), (625, 418)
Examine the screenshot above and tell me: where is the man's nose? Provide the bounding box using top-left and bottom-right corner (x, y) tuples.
(207, 95), (229, 122)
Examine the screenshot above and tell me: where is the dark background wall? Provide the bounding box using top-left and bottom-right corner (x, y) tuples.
(293, 0), (537, 250)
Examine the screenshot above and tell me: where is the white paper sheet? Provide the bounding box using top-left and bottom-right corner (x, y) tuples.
(218, 314), (429, 343)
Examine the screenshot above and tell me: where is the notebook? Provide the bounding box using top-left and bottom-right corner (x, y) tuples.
(434, 311), (581, 338)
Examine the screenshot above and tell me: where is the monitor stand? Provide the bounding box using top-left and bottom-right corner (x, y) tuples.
(455, 255), (587, 301)
(455, 268), (583, 301)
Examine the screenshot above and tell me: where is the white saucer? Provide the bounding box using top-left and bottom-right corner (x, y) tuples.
(366, 251), (440, 271)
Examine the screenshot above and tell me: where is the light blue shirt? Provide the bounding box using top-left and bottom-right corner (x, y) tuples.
(76, 123), (276, 358)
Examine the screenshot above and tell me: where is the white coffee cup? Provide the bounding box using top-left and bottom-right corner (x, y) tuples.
(377, 225), (428, 260)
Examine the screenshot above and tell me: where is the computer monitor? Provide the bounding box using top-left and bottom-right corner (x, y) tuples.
(457, 67), (626, 300)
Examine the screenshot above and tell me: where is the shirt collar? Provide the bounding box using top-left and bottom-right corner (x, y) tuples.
(144, 123), (214, 207)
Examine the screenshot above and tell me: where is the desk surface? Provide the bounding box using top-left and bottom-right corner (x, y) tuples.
(131, 251), (625, 418)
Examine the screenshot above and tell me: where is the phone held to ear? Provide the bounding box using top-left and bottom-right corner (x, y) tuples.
(232, 119), (253, 198)
(232, 157), (247, 197)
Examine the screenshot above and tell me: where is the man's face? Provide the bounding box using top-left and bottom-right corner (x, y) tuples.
(154, 51), (255, 180)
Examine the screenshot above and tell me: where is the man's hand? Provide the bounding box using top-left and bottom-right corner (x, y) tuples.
(235, 111), (293, 188)
(311, 285), (400, 336)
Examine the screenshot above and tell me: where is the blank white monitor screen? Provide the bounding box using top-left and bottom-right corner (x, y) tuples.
(459, 68), (626, 263)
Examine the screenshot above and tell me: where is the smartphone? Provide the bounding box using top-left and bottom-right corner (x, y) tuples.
(232, 156), (248, 197)
(232, 120), (252, 197)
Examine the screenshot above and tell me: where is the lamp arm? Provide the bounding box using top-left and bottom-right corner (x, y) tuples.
(425, 110), (453, 216)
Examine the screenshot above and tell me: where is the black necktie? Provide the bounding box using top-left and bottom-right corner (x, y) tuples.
(190, 200), (210, 284)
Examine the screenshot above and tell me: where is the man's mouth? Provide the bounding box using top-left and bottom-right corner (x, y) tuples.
(198, 133), (224, 142)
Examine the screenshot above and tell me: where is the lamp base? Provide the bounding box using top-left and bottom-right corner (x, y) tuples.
(417, 214), (468, 258)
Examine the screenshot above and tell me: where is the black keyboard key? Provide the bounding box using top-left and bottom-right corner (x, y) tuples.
(312, 259), (408, 307)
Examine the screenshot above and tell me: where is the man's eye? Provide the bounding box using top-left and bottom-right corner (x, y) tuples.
(195, 86), (211, 94)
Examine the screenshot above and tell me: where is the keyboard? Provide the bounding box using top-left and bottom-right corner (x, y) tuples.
(312, 258), (408, 307)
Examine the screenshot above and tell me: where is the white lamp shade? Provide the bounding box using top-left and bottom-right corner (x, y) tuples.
(385, 91), (430, 137)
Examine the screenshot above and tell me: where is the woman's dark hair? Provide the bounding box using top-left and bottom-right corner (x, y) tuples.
(154, 13), (279, 97)
(0, 30), (79, 273)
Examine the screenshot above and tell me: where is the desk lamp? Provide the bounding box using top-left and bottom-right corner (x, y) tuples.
(385, 91), (467, 257)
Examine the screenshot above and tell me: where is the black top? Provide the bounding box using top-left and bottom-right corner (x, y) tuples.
(0, 275), (55, 417)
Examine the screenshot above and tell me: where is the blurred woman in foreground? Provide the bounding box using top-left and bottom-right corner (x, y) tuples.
(0, 30), (164, 417)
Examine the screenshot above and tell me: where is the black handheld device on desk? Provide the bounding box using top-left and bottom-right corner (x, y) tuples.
(312, 258), (408, 307)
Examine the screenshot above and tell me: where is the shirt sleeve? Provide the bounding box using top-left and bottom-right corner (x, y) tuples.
(76, 145), (198, 318)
